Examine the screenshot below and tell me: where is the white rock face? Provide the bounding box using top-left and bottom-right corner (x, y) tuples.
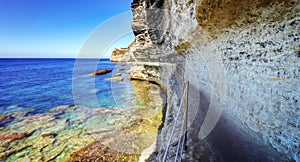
(110, 48), (130, 62)
(127, 0), (300, 161)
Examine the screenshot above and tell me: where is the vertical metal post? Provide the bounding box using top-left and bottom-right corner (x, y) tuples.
(184, 81), (189, 150)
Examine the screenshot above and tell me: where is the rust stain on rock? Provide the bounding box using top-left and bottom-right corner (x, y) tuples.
(196, 0), (295, 37)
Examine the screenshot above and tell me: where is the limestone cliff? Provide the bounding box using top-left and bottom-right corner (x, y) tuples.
(110, 48), (130, 62)
(127, 0), (300, 161)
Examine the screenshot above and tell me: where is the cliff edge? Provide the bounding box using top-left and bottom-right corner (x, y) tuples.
(118, 0), (300, 161)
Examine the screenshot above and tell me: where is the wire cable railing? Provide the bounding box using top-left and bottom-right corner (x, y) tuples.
(175, 103), (187, 162)
(162, 81), (189, 162)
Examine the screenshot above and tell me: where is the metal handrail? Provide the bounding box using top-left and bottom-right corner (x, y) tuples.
(162, 85), (187, 162)
(175, 104), (187, 162)
(178, 81), (189, 162)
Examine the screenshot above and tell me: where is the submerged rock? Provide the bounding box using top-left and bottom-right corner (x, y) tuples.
(93, 108), (120, 115)
(0, 80), (165, 161)
(69, 111), (163, 162)
(41, 133), (57, 138)
(27, 113), (56, 122)
(0, 115), (14, 126)
(114, 73), (122, 76)
(50, 105), (74, 112)
(0, 132), (29, 141)
(105, 77), (123, 81)
(68, 141), (140, 162)
(89, 70), (112, 76)
(118, 68), (126, 71)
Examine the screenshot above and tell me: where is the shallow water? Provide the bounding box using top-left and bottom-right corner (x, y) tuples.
(0, 59), (165, 161)
(0, 81), (165, 161)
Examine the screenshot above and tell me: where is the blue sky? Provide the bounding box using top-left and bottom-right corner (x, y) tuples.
(0, 0), (134, 58)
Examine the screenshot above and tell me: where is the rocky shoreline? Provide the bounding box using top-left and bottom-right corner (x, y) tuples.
(0, 76), (166, 161)
(110, 0), (300, 161)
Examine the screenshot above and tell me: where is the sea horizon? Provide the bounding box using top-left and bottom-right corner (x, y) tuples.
(0, 58), (131, 114)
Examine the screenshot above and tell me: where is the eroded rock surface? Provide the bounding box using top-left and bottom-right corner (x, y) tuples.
(110, 48), (130, 62)
(123, 0), (300, 161)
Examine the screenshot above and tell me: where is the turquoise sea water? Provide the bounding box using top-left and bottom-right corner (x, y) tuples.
(0, 58), (132, 114)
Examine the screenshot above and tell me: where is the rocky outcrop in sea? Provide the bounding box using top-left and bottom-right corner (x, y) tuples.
(89, 69), (112, 76)
(110, 48), (131, 62)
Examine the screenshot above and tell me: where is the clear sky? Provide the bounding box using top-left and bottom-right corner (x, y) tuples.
(0, 0), (134, 58)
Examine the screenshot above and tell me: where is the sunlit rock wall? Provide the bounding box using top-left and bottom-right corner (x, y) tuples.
(110, 48), (130, 62)
(129, 0), (300, 161)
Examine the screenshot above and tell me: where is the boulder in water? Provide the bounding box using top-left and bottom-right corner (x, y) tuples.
(89, 70), (112, 76)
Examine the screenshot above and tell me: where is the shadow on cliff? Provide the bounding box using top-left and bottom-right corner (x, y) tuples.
(187, 83), (286, 162)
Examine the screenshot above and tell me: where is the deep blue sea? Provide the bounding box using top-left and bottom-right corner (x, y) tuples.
(0, 58), (134, 114)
